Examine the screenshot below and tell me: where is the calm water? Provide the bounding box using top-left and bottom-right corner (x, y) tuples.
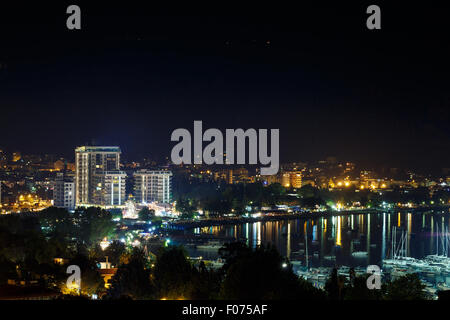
(184, 210), (450, 268)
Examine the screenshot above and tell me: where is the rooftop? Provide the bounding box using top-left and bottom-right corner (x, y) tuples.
(75, 146), (121, 153)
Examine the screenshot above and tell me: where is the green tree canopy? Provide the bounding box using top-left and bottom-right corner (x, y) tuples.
(219, 243), (325, 300)
(153, 246), (194, 299)
(105, 249), (153, 299)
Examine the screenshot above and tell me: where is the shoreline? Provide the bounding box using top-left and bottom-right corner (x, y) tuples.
(167, 206), (450, 230)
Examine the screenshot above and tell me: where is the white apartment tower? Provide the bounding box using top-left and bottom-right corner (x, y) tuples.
(95, 171), (127, 206)
(53, 172), (76, 211)
(134, 170), (172, 204)
(75, 146), (125, 206)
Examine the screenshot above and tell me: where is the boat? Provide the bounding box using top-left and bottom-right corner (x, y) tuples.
(337, 266), (351, 277)
(196, 240), (224, 251)
(297, 267), (331, 289)
(203, 258), (225, 270)
(437, 282), (450, 291)
(290, 260), (303, 268)
(354, 267), (367, 276)
(184, 243), (197, 249)
(383, 227), (418, 267)
(425, 225), (450, 266)
(352, 251), (368, 258)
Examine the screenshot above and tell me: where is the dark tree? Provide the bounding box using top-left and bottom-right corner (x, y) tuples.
(220, 243), (325, 299)
(382, 273), (427, 300)
(324, 268), (346, 300)
(343, 274), (382, 300)
(138, 207), (155, 221)
(105, 249), (153, 299)
(153, 246), (194, 299)
(68, 252), (104, 296)
(75, 207), (116, 244)
(218, 241), (252, 273)
(189, 261), (221, 300)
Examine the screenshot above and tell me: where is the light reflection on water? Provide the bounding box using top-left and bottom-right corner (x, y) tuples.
(187, 211), (450, 268)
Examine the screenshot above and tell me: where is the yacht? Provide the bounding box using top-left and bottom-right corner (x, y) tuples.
(352, 251), (368, 258)
(196, 240), (224, 251)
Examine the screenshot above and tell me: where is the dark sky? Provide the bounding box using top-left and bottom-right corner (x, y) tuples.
(0, 2), (449, 170)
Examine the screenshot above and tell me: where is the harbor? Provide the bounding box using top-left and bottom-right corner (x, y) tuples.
(175, 210), (450, 299)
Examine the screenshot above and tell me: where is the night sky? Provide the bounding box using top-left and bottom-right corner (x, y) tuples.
(1, 2), (449, 170)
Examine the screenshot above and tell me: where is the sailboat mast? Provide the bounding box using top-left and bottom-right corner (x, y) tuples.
(393, 227), (396, 259)
(305, 230), (309, 270)
(391, 227), (394, 259)
(400, 230), (404, 258)
(437, 223), (439, 256)
(403, 230), (407, 257)
(445, 227), (447, 257)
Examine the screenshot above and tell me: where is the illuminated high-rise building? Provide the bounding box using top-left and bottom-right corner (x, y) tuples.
(290, 171), (302, 188)
(94, 171), (127, 206)
(75, 146), (122, 206)
(281, 172), (291, 188)
(134, 170), (172, 204)
(53, 172), (75, 211)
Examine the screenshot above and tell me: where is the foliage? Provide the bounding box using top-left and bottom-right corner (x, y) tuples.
(324, 269), (427, 300)
(138, 207), (155, 221)
(105, 249), (154, 299)
(67, 251), (105, 296)
(153, 246), (194, 299)
(382, 273), (427, 300)
(219, 243), (325, 299)
(74, 207), (116, 244)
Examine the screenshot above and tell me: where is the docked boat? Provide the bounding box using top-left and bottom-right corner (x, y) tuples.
(196, 240), (224, 251)
(437, 282), (450, 291)
(352, 251), (368, 258)
(290, 260), (303, 266)
(297, 267), (331, 289)
(202, 258), (225, 270)
(337, 266), (351, 278)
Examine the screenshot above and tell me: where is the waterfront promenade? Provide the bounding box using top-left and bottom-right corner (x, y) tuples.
(166, 206), (450, 230)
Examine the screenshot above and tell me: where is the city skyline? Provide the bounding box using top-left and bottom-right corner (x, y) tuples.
(3, 145), (450, 176)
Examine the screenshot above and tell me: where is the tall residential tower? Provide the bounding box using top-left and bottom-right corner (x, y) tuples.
(75, 146), (126, 207)
(53, 172), (75, 211)
(133, 170), (172, 204)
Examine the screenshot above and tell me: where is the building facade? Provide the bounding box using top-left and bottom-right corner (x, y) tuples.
(290, 171), (303, 188)
(134, 170), (172, 204)
(94, 171), (127, 206)
(75, 146), (124, 207)
(53, 172), (75, 211)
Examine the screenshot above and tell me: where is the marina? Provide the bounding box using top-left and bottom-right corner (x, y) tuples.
(178, 210), (450, 298)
